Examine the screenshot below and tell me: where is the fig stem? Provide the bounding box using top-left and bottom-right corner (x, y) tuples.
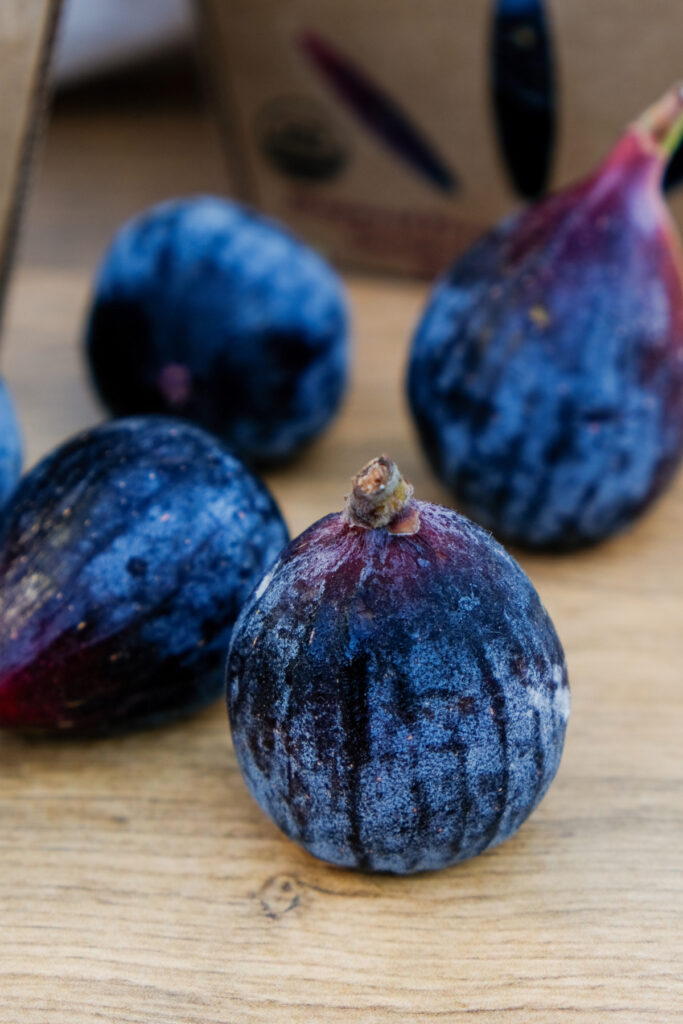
(344, 455), (420, 534)
(635, 82), (683, 158)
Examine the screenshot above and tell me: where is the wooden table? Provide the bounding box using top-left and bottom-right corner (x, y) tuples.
(1, 65), (682, 1024)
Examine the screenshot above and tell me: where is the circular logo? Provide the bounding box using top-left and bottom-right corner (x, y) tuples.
(255, 95), (350, 183)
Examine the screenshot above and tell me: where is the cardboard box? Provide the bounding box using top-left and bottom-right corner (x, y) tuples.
(197, 0), (683, 276)
(0, 0), (60, 323)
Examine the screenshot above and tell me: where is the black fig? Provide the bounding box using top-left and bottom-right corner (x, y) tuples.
(0, 417), (288, 734)
(85, 197), (349, 465)
(0, 377), (21, 510)
(227, 456), (569, 874)
(409, 84), (683, 549)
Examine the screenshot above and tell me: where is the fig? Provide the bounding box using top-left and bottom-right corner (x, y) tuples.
(408, 84), (683, 549)
(0, 377), (21, 509)
(85, 196), (349, 465)
(227, 456), (569, 874)
(0, 417), (288, 735)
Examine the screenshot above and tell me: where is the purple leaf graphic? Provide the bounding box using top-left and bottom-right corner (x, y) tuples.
(300, 30), (458, 194)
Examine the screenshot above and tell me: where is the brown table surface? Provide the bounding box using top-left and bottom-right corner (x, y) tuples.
(1, 63), (682, 1024)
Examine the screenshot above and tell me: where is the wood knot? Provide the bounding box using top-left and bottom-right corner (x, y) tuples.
(258, 874), (303, 920)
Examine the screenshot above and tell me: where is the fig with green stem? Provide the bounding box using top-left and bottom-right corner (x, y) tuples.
(409, 84), (683, 550)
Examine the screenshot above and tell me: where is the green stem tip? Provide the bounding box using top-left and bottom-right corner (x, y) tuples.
(635, 82), (683, 158)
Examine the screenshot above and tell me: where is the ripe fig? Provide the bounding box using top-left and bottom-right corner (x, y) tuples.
(227, 456), (569, 874)
(85, 196), (349, 465)
(0, 417), (288, 735)
(408, 84), (683, 549)
(0, 377), (21, 508)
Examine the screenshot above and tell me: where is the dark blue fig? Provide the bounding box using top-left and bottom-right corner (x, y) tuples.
(0, 377), (22, 509)
(227, 456), (569, 875)
(491, 0), (556, 198)
(85, 196), (349, 465)
(0, 416), (288, 735)
(408, 85), (683, 550)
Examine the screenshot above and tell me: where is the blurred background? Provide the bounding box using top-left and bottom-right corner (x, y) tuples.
(8, 0), (683, 281)
(1, 0), (229, 477)
(45, 0), (683, 276)
(2, 0), (683, 488)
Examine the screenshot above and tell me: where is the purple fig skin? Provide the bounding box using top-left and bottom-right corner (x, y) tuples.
(0, 417), (288, 736)
(408, 85), (683, 550)
(227, 457), (569, 875)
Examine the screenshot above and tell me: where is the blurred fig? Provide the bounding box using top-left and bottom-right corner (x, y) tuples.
(0, 377), (21, 509)
(85, 196), (349, 465)
(409, 84), (683, 549)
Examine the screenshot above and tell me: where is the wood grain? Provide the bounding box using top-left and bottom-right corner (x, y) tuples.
(1, 74), (682, 1024)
